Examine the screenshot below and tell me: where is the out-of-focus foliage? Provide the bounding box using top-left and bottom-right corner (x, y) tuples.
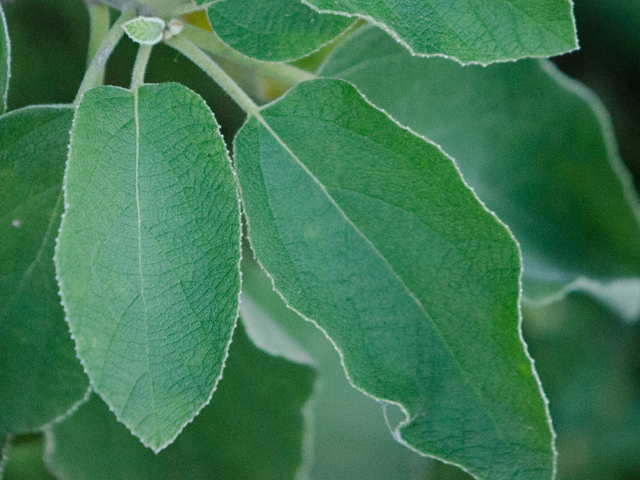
(0, 0), (638, 478)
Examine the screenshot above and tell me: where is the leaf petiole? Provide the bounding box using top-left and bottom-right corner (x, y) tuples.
(131, 44), (152, 90)
(165, 34), (260, 116)
(74, 4), (136, 106)
(86, 3), (110, 74)
(180, 23), (315, 86)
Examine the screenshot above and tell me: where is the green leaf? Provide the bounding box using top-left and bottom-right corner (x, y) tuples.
(0, 106), (89, 436)
(55, 83), (241, 452)
(320, 26), (640, 319)
(206, 0), (353, 61)
(235, 78), (554, 479)
(44, 322), (317, 480)
(0, 3), (9, 113)
(303, 0), (577, 63)
(122, 16), (165, 45)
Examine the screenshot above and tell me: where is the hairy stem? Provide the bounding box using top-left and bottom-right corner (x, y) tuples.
(131, 44), (152, 90)
(165, 34), (260, 116)
(86, 3), (111, 78)
(74, 4), (136, 106)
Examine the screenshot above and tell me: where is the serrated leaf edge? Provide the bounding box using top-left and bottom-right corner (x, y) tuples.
(238, 78), (557, 479)
(53, 83), (243, 454)
(300, 0), (578, 66)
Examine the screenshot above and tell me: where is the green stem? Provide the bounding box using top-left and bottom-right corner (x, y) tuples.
(74, 4), (137, 106)
(165, 34), (260, 116)
(131, 44), (152, 90)
(86, 3), (111, 76)
(180, 23), (315, 86)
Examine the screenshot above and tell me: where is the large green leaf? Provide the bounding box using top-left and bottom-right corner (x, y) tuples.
(235, 78), (554, 479)
(55, 83), (241, 451)
(206, 0), (353, 61)
(0, 106), (89, 436)
(320, 26), (640, 319)
(0, 3), (9, 113)
(302, 0), (577, 63)
(44, 322), (317, 480)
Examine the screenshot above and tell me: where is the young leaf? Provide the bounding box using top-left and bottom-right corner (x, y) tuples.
(302, 0), (577, 63)
(122, 16), (165, 45)
(0, 106), (89, 436)
(0, 3), (9, 113)
(206, 0), (353, 62)
(44, 323), (317, 480)
(320, 26), (640, 319)
(55, 83), (241, 452)
(235, 78), (554, 479)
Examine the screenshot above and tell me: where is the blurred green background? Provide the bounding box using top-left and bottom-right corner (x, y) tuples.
(1, 0), (638, 478)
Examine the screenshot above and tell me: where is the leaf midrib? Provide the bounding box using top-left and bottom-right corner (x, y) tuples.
(133, 86), (157, 442)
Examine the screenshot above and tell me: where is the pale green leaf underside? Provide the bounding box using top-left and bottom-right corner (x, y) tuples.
(55, 83), (241, 452)
(0, 4), (9, 113)
(123, 16), (165, 45)
(0, 106), (89, 436)
(240, 294), (315, 366)
(320, 26), (640, 318)
(206, 0), (353, 61)
(303, 0), (577, 63)
(45, 323), (316, 480)
(235, 78), (554, 479)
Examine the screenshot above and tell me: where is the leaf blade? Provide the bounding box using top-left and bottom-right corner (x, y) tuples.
(55, 83), (241, 451)
(206, 0), (353, 62)
(44, 323), (317, 480)
(235, 78), (554, 479)
(0, 106), (89, 436)
(303, 0), (577, 63)
(320, 26), (640, 318)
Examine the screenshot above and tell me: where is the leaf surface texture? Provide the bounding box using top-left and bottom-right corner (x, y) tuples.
(55, 83), (241, 451)
(321, 26), (640, 318)
(206, 0), (353, 61)
(235, 78), (554, 479)
(302, 0), (577, 63)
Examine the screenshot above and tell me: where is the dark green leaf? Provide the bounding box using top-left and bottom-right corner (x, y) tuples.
(0, 3), (9, 113)
(303, 0), (577, 63)
(44, 322), (317, 480)
(235, 78), (554, 479)
(0, 106), (89, 436)
(320, 26), (640, 319)
(55, 83), (241, 451)
(206, 0), (353, 62)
